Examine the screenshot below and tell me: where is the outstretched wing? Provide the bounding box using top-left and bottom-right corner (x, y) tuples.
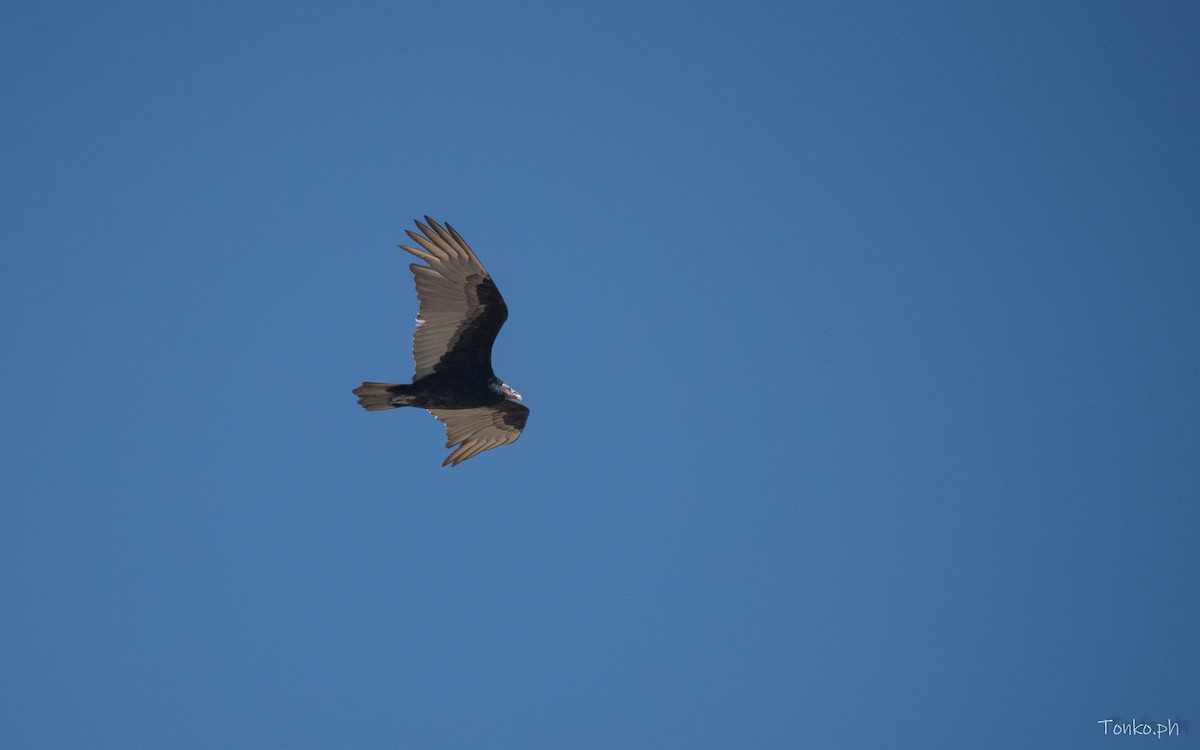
(427, 401), (530, 467)
(400, 217), (508, 382)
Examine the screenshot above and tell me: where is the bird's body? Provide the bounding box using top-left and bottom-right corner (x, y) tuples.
(355, 374), (510, 411)
(353, 217), (528, 467)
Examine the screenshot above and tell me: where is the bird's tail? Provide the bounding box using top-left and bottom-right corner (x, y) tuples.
(353, 382), (418, 411)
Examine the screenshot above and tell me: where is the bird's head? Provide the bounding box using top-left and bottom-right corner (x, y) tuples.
(501, 383), (523, 403)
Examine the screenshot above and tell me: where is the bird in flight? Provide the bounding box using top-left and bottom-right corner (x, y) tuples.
(354, 217), (528, 466)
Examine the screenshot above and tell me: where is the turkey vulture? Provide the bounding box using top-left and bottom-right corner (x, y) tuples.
(353, 217), (528, 467)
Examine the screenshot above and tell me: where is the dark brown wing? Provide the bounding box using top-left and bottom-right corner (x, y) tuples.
(400, 217), (508, 382)
(427, 400), (530, 467)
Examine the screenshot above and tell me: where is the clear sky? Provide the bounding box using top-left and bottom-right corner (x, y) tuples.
(2, 1), (1198, 748)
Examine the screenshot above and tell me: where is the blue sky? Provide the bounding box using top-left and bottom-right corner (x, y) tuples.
(2, 1), (1198, 747)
